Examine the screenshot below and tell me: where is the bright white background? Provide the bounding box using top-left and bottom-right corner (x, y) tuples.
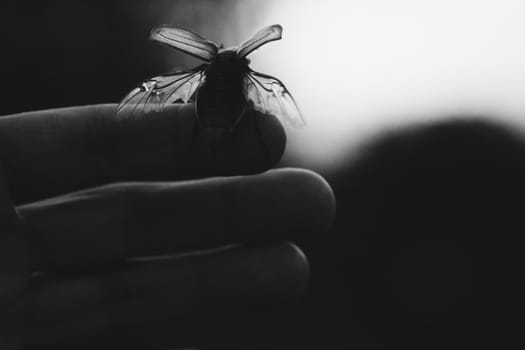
(229, 0), (525, 173)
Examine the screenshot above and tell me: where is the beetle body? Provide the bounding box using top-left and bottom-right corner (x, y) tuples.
(196, 49), (249, 131)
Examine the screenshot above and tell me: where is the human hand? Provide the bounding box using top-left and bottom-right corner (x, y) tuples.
(0, 104), (335, 348)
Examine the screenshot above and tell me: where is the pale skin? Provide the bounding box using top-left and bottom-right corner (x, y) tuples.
(0, 103), (335, 348)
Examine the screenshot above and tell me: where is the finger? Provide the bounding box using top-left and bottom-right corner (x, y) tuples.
(0, 104), (286, 204)
(19, 168), (335, 270)
(25, 243), (308, 344)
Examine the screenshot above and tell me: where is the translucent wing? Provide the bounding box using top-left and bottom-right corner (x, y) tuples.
(244, 69), (305, 128)
(117, 66), (206, 119)
(150, 25), (218, 62)
(237, 25), (282, 58)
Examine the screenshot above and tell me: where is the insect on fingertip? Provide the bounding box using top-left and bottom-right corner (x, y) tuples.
(118, 23), (304, 142)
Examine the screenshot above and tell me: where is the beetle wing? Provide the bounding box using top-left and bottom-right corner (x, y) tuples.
(237, 25), (282, 58)
(117, 65), (207, 119)
(150, 25), (219, 62)
(243, 69), (305, 128)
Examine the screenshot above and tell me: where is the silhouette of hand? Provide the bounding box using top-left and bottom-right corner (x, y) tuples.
(0, 104), (335, 348)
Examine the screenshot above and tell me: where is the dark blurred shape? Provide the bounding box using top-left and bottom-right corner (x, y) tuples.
(313, 118), (525, 349)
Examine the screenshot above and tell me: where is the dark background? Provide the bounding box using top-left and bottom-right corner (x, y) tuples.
(0, 0), (236, 116)
(2, 1), (525, 349)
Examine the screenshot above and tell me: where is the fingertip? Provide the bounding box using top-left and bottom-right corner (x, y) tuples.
(278, 242), (310, 299)
(231, 168), (335, 241)
(218, 243), (310, 304)
(254, 110), (287, 167)
(273, 168), (336, 233)
(301, 169), (337, 232)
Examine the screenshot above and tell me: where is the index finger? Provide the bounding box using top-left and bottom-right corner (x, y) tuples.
(0, 104), (286, 203)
